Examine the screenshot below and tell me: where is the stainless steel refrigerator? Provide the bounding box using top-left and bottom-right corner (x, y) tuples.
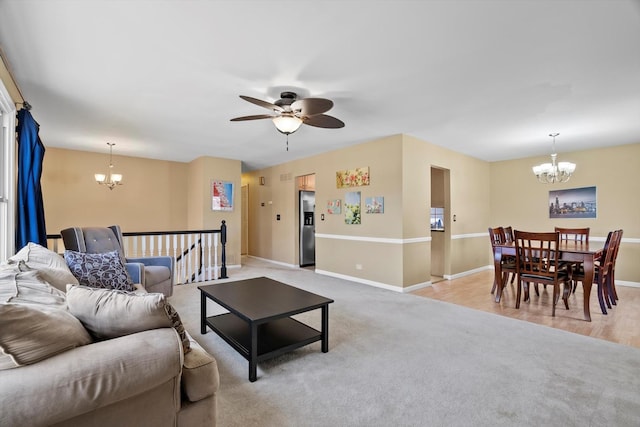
(299, 190), (315, 267)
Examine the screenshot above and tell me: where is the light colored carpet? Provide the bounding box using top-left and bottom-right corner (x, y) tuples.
(169, 257), (640, 427)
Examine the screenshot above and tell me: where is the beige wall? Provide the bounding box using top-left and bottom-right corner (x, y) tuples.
(187, 156), (242, 266)
(41, 148), (242, 267)
(243, 134), (493, 290)
(490, 143), (640, 283)
(43, 148), (189, 233)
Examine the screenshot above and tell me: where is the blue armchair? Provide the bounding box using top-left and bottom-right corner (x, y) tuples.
(60, 225), (175, 296)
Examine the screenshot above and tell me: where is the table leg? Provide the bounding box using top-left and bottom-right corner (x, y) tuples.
(494, 248), (504, 303)
(249, 322), (258, 382)
(200, 292), (207, 334)
(582, 255), (594, 322)
(321, 305), (329, 353)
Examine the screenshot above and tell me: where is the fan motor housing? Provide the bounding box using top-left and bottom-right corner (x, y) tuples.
(274, 91), (297, 107)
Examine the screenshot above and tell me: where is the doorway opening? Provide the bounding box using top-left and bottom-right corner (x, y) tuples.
(430, 166), (450, 282)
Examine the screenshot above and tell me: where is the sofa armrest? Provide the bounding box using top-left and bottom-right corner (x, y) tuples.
(125, 262), (145, 284)
(181, 333), (219, 402)
(0, 329), (183, 427)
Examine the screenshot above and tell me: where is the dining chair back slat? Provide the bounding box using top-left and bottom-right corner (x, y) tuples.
(514, 230), (570, 317)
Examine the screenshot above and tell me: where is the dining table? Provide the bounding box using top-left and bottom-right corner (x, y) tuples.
(492, 240), (603, 321)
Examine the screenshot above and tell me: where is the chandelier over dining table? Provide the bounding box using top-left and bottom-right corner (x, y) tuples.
(532, 133), (576, 184)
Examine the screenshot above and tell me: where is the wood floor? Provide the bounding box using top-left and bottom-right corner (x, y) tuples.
(413, 270), (640, 349)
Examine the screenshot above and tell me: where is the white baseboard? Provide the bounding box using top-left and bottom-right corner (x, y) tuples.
(444, 265), (493, 281)
(315, 269), (430, 293)
(246, 255), (298, 269)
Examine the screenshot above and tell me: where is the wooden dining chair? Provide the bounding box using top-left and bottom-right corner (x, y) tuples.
(555, 226), (590, 292)
(608, 229), (623, 304)
(514, 230), (571, 317)
(488, 227), (516, 294)
(572, 230), (619, 315)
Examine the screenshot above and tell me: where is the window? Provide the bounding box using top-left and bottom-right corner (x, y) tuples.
(430, 207), (444, 231)
(0, 80), (16, 261)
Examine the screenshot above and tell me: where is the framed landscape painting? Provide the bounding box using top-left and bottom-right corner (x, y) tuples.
(549, 186), (596, 219)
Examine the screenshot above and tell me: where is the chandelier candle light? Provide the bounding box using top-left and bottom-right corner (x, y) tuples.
(95, 142), (123, 190)
(532, 133), (576, 184)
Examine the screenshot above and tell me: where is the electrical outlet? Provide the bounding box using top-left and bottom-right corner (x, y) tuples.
(356, 264), (363, 270)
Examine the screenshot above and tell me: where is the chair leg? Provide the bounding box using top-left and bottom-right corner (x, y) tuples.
(516, 279), (522, 309)
(533, 283), (539, 297)
(551, 285), (558, 317)
(562, 282), (571, 310)
(523, 282), (530, 302)
(597, 281), (608, 315)
(607, 275), (617, 306)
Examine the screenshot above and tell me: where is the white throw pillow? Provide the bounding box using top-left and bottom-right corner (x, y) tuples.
(0, 262), (66, 307)
(0, 303), (92, 370)
(66, 285), (190, 353)
(9, 242), (79, 292)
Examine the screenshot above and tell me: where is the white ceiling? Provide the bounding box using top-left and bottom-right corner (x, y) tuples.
(1, 0), (639, 171)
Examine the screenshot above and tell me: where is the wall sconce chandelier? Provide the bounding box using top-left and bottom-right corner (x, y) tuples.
(95, 142), (123, 190)
(532, 133), (576, 184)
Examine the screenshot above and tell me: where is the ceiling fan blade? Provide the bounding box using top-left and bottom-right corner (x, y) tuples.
(230, 114), (274, 121)
(239, 95), (284, 112)
(292, 98), (333, 116)
(303, 114), (345, 129)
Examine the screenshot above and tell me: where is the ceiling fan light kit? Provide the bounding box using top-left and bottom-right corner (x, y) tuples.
(273, 115), (303, 134)
(231, 91), (344, 150)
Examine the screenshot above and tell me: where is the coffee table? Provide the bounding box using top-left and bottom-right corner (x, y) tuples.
(199, 277), (334, 382)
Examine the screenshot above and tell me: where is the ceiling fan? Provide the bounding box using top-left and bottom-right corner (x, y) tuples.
(230, 91), (345, 137)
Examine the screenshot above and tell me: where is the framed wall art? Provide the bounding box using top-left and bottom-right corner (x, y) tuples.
(365, 196), (384, 214)
(327, 199), (342, 214)
(211, 180), (234, 211)
(336, 167), (370, 188)
(345, 192), (361, 224)
(549, 186), (596, 219)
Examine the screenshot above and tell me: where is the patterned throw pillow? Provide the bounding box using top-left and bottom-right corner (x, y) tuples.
(64, 250), (134, 292)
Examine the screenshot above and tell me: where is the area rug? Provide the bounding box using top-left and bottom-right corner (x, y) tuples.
(169, 257), (640, 427)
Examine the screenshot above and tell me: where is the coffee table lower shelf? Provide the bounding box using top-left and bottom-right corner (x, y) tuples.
(204, 312), (322, 367)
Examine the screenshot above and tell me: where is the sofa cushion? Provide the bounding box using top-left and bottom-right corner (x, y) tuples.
(66, 285), (190, 354)
(64, 249), (135, 292)
(0, 303), (92, 370)
(0, 262), (66, 307)
(8, 242), (78, 292)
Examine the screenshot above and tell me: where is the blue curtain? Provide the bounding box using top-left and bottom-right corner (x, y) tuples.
(16, 109), (47, 250)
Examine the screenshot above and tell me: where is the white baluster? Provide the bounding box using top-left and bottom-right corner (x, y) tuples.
(165, 234), (170, 257)
(133, 237), (138, 258)
(156, 235), (162, 258)
(141, 237), (147, 257)
(187, 233), (193, 283)
(173, 234), (178, 284)
(207, 233), (212, 281)
(180, 234), (186, 284)
(213, 233), (219, 280)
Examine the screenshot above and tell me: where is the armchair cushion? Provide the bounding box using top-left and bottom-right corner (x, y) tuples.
(66, 285), (190, 354)
(0, 303), (92, 370)
(64, 250), (135, 292)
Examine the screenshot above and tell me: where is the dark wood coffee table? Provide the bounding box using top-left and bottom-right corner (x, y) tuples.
(199, 277), (334, 382)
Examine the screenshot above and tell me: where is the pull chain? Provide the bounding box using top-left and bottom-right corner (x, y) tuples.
(286, 134), (289, 151)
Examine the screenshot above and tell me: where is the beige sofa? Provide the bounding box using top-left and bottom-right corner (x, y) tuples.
(0, 243), (219, 427)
